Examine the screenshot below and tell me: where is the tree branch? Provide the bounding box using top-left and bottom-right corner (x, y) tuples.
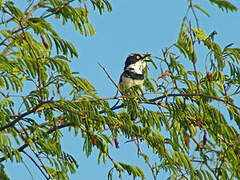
(98, 63), (122, 95)
(134, 140), (157, 180)
(0, 121), (73, 163)
(0, 100), (52, 132)
(23, 150), (49, 180)
(41, 0), (74, 19)
(147, 93), (240, 110)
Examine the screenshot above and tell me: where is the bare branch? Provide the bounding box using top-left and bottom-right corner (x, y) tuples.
(23, 150), (49, 180)
(98, 63), (122, 95)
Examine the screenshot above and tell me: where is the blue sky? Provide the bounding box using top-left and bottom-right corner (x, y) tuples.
(4, 0), (240, 179)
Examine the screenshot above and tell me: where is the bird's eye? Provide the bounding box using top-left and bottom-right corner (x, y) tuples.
(136, 55), (141, 60)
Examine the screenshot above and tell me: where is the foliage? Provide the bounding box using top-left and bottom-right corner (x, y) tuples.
(0, 0), (239, 179)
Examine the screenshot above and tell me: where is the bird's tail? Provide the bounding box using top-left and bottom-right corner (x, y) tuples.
(111, 89), (120, 110)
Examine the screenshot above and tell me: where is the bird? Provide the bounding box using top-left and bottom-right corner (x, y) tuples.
(119, 53), (150, 96)
(117, 53), (150, 120)
(110, 53), (150, 120)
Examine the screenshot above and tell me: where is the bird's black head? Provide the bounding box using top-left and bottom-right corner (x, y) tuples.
(124, 53), (150, 69)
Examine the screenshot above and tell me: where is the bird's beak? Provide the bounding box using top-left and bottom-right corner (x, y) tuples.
(142, 54), (151, 62)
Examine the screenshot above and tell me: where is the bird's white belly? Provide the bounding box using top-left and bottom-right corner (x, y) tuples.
(121, 77), (144, 90)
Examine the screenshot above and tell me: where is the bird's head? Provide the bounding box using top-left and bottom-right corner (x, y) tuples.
(124, 53), (150, 74)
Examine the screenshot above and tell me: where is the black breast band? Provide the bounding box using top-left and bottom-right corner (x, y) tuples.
(121, 70), (144, 80)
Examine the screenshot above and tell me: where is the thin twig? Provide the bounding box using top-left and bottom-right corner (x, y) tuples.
(24, 0), (35, 15)
(105, 151), (123, 178)
(189, 0), (199, 28)
(25, 0), (44, 20)
(0, 100), (51, 131)
(30, 146), (54, 180)
(41, 0), (74, 18)
(0, 6), (24, 55)
(98, 63), (122, 94)
(23, 150), (49, 180)
(18, 20), (42, 99)
(0, 0), (72, 53)
(147, 93), (240, 110)
(14, 120), (52, 180)
(187, 21), (201, 95)
(133, 140), (157, 180)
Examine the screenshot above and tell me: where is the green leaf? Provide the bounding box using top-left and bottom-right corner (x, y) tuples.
(209, 0), (237, 12)
(192, 28), (208, 41)
(119, 162), (145, 179)
(177, 21), (197, 63)
(5, 1), (24, 19)
(193, 4), (211, 17)
(0, 164), (10, 180)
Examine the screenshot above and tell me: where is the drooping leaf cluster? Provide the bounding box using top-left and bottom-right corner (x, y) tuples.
(0, 0), (113, 179)
(0, 0), (239, 180)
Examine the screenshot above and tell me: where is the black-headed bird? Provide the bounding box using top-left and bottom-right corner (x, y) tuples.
(118, 53), (150, 120)
(119, 53), (150, 95)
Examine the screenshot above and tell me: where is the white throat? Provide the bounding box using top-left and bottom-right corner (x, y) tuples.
(126, 61), (146, 74)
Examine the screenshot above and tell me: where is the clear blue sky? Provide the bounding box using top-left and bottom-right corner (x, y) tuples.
(4, 0), (240, 179)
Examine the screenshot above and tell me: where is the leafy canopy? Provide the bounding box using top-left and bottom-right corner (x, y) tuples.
(0, 0), (239, 179)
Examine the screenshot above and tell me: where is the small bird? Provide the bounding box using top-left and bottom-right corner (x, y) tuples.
(118, 53), (150, 120)
(119, 53), (150, 95)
